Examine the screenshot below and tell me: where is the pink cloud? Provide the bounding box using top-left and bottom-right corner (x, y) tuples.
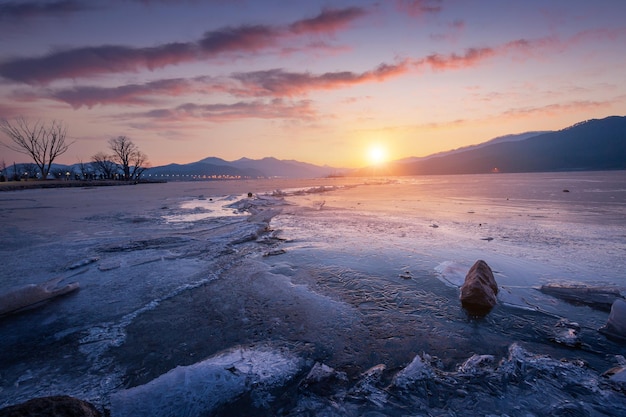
(396, 0), (442, 17)
(289, 7), (367, 34)
(49, 77), (230, 108)
(417, 47), (497, 70)
(0, 43), (198, 85)
(199, 25), (282, 55)
(414, 35), (564, 71)
(231, 61), (410, 96)
(29, 29), (619, 110)
(42, 60), (408, 108)
(0, 102), (29, 119)
(137, 99), (316, 123)
(501, 100), (615, 119)
(0, 6), (367, 85)
(51, 79), (187, 108)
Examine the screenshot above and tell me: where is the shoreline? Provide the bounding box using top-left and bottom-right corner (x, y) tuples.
(0, 179), (166, 192)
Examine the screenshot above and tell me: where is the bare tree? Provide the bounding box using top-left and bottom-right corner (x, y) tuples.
(21, 162), (38, 179)
(108, 136), (148, 180)
(0, 117), (72, 180)
(0, 160), (6, 182)
(130, 150), (150, 180)
(77, 159), (89, 180)
(91, 152), (118, 179)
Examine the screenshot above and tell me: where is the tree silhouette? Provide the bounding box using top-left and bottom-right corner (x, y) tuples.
(0, 117), (72, 180)
(91, 151), (118, 179)
(108, 136), (149, 180)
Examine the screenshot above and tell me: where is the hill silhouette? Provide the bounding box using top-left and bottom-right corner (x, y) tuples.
(384, 116), (626, 176)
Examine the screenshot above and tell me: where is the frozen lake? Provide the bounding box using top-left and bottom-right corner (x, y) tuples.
(1, 172), (626, 416)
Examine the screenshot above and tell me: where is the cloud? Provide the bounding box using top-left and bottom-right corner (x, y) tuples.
(416, 47), (497, 70)
(501, 100), (614, 119)
(231, 61), (409, 96)
(42, 59), (409, 108)
(414, 35), (561, 71)
(0, 103), (28, 119)
(289, 7), (367, 34)
(396, 0), (442, 16)
(199, 25), (282, 55)
(0, 0), (89, 20)
(0, 42), (198, 85)
(38, 34), (550, 108)
(430, 19), (465, 42)
(0, 6), (368, 85)
(138, 99), (316, 122)
(48, 76), (234, 108)
(51, 79), (190, 108)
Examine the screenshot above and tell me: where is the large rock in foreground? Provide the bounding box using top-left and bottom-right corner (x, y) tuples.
(460, 260), (498, 316)
(0, 396), (101, 417)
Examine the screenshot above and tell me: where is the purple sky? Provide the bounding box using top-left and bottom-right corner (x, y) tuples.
(1, 0), (625, 168)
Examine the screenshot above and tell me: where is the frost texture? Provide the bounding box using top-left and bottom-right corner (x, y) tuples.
(110, 346), (302, 417)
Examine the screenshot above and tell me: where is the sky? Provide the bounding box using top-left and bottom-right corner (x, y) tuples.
(0, 0), (625, 169)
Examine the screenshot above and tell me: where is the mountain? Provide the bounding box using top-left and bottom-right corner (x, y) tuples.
(395, 131), (551, 165)
(147, 161), (265, 179)
(384, 116), (626, 176)
(147, 157), (342, 179)
(7, 116), (623, 181)
(230, 157), (337, 178)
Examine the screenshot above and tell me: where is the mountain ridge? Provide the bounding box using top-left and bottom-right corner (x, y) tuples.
(357, 115), (626, 176)
(5, 115), (624, 180)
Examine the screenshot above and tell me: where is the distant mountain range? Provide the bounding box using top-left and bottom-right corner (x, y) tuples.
(146, 156), (339, 180)
(394, 131), (551, 165)
(6, 115), (625, 180)
(356, 115), (626, 176)
(147, 115), (625, 179)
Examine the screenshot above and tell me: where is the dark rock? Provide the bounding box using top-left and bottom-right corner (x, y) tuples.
(540, 283), (623, 311)
(0, 396), (102, 417)
(460, 260), (498, 316)
(600, 299), (626, 341)
(263, 249), (286, 257)
(550, 318), (581, 348)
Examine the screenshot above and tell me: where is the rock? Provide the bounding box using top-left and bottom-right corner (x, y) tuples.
(550, 318), (581, 348)
(0, 396), (102, 417)
(263, 249), (286, 257)
(67, 257), (99, 270)
(540, 283), (623, 311)
(399, 271), (412, 279)
(0, 278), (79, 316)
(600, 299), (626, 341)
(459, 260), (498, 316)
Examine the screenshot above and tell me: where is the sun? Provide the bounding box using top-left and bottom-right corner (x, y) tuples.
(367, 144), (387, 166)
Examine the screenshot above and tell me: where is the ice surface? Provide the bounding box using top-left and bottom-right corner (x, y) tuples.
(110, 346), (302, 417)
(2, 172), (626, 415)
(391, 353), (433, 388)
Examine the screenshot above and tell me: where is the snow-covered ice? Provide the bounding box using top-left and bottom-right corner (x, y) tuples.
(1, 172), (626, 416)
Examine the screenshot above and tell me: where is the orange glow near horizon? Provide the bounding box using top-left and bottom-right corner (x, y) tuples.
(367, 144), (388, 166)
(0, 2), (624, 168)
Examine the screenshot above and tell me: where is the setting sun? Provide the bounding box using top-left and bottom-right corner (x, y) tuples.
(367, 144), (387, 166)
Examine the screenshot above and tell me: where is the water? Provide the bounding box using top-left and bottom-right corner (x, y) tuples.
(1, 172), (626, 416)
